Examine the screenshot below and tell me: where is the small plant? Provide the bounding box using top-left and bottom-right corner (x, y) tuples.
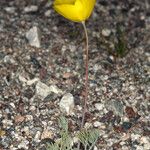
(115, 23), (128, 57)
(78, 129), (99, 150)
(48, 1), (99, 149)
(47, 116), (100, 150)
(53, 0), (96, 130)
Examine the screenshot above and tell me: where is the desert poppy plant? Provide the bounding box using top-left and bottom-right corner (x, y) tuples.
(53, 0), (96, 131)
(53, 0), (96, 22)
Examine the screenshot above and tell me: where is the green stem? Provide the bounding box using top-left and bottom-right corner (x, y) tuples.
(77, 21), (89, 150)
(81, 21), (89, 129)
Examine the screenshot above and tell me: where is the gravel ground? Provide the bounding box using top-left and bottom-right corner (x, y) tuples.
(0, 0), (150, 150)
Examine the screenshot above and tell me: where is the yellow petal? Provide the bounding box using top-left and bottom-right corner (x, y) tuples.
(54, 0), (75, 5)
(53, 0), (96, 22)
(84, 0), (96, 19)
(54, 0), (84, 22)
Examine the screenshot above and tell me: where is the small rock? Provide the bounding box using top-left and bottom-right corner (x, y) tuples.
(26, 26), (41, 48)
(25, 115), (33, 121)
(19, 75), (39, 86)
(107, 100), (124, 116)
(102, 28), (111, 37)
(3, 55), (15, 64)
(49, 85), (63, 95)
(131, 133), (141, 141)
(34, 131), (41, 142)
(4, 7), (15, 13)
(0, 129), (6, 137)
(18, 139), (29, 149)
(41, 130), (53, 140)
(93, 121), (102, 127)
(95, 103), (104, 111)
(21, 126), (30, 136)
(36, 81), (62, 99)
(136, 145), (145, 150)
(141, 136), (149, 144)
(2, 119), (13, 128)
(14, 115), (25, 124)
(24, 5), (38, 13)
(63, 72), (73, 79)
(59, 93), (74, 115)
(26, 78), (39, 86)
(36, 81), (52, 99)
(44, 10), (51, 17)
(29, 105), (36, 111)
(121, 122), (132, 131)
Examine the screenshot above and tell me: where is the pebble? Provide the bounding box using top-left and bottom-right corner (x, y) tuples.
(49, 84), (63, 95)
(36, 81), (51, 99)
(131, 133), (141, 141)
(34, 131), (41, 142)
(94, 103), (104, 111)
(44, 10), (51, 17)
(25, 115), (33, 121)
(93, 121), (102, 127)
(107, 99), (124, 116)
(26, 26), (41, 48)
(29, 105), (36, 111)
(4, 7), (15, 13)
(2, 119), (13, 128)
(24, 5), (38, 13)
(19, 75), (39, 86)
(136, 145), (145, 150)
(41, 129), (53, 140)
(36, 81), (63, 99)
(102, 28), (111, 37)
(3, 55), (15, 64)
(21, 126), (30, 136)
(140, 136), (149, 145)
(18, 139), (29, 149)
(59, 93), (74, 115)
(14, 115), (25, 123)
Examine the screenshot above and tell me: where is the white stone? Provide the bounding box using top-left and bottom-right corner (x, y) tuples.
(24, 5), (38, 13)
(25, 115), (33, 121)
(18, 139), (29, 149)
(4, 55), (15, 64)
(94, 146), (98, 150)
(49, 85), (63, 95)
(36, 81), (63, 99)
(29, 105), (36, 111)
(102, 28), (111, 37)
(35, 81), (51, 99)
(9, 102), (16, 109)
(4, 7), (15, 13)
(26, 26), (41, 48)
(41, 129), (53, 139)
(95, 103), (104, 111)
(26, 78), (39, 85)
(131, 133), (141, 141)
(34, 131), (41, 142)
(84, 122), (92, 129)
(141, 136), (149, 144)
(59, 93), (74, 115)
(93, 121), (101, 127)
(136, 145), (145, 150)
(19, 75), (39, 86)
(45, 10), (51, 17)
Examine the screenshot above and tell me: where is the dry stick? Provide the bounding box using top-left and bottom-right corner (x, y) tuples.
(77, 21), (89, 149)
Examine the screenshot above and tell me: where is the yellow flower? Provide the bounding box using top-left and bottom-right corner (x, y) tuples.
(53, 0), (96, 22)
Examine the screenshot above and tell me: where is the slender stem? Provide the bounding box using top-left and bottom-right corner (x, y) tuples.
(81, 21), (89, 129)
(78, 21), (89, 150)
